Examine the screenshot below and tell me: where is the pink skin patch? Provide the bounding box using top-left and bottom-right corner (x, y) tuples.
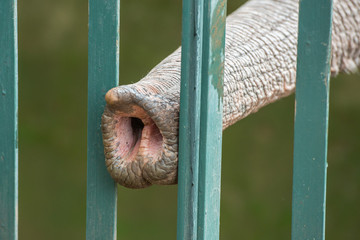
(114, 117), (142, 162)
(113, 107), (163, 165)
(138, 121), (163, 163)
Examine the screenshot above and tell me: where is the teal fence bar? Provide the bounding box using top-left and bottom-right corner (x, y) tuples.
(0, 0), (18, 239)
(177, 0), (202, 238)
(86, 0), (120, 239)
(291, 0), (333, 239)
(177, 0), (227, 239)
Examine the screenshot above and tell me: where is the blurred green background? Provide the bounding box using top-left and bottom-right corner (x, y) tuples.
(18, 0), (359, 239)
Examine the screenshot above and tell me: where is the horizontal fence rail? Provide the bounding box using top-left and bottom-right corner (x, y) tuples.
(86, 0), (120, 239)
(0, 0), (18, 239)
(177, 0), (227, 239)
(292, 0), (333, 239)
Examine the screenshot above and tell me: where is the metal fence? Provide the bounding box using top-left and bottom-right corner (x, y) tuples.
(0, 0), (18, 239)
(0, 0), (333, 239)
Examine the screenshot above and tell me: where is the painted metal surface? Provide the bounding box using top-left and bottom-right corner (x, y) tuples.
(0, 0), (18, 239)
(177, 0), (226, 239)
(86, 0), (120, 239)
(291, 0), (333, 239)
(177, 0), (202, 238)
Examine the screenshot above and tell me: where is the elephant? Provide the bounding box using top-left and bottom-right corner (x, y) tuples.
(101, 0), (360, 189)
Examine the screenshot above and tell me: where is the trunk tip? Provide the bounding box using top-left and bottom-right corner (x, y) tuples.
(105, 88), (119, 106)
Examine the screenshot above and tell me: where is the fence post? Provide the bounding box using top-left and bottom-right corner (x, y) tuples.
(177, 0), (227, 239)
(291, 0), (333, 239)
(0, 0), (18, 239)
(86, 0), (120, 239)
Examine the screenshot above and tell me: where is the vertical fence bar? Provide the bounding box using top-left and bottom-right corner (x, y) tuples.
(177, 0), (226, 239)
(177, 0), (204, 237)
(197, 1), (226, 239)
(177, 0), (202, 238)
(86, 0), (120, 239)
(291, 0), (333, 239)
(0, 0), (18, 239)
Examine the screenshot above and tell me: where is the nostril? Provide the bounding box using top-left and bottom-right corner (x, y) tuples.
(130, 117), (144, 138)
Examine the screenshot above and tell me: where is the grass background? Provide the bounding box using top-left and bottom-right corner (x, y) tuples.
(18, 0), (359, 239)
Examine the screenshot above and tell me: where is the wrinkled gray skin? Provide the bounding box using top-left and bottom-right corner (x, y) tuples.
(102, 0), (360, 189)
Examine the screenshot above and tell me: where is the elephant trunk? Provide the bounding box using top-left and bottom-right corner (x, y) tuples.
(102, 51), (182, 188)
(101, 0), (360, 189)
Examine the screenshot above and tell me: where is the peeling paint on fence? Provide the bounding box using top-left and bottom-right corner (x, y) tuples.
(177, 0), (226, 239)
